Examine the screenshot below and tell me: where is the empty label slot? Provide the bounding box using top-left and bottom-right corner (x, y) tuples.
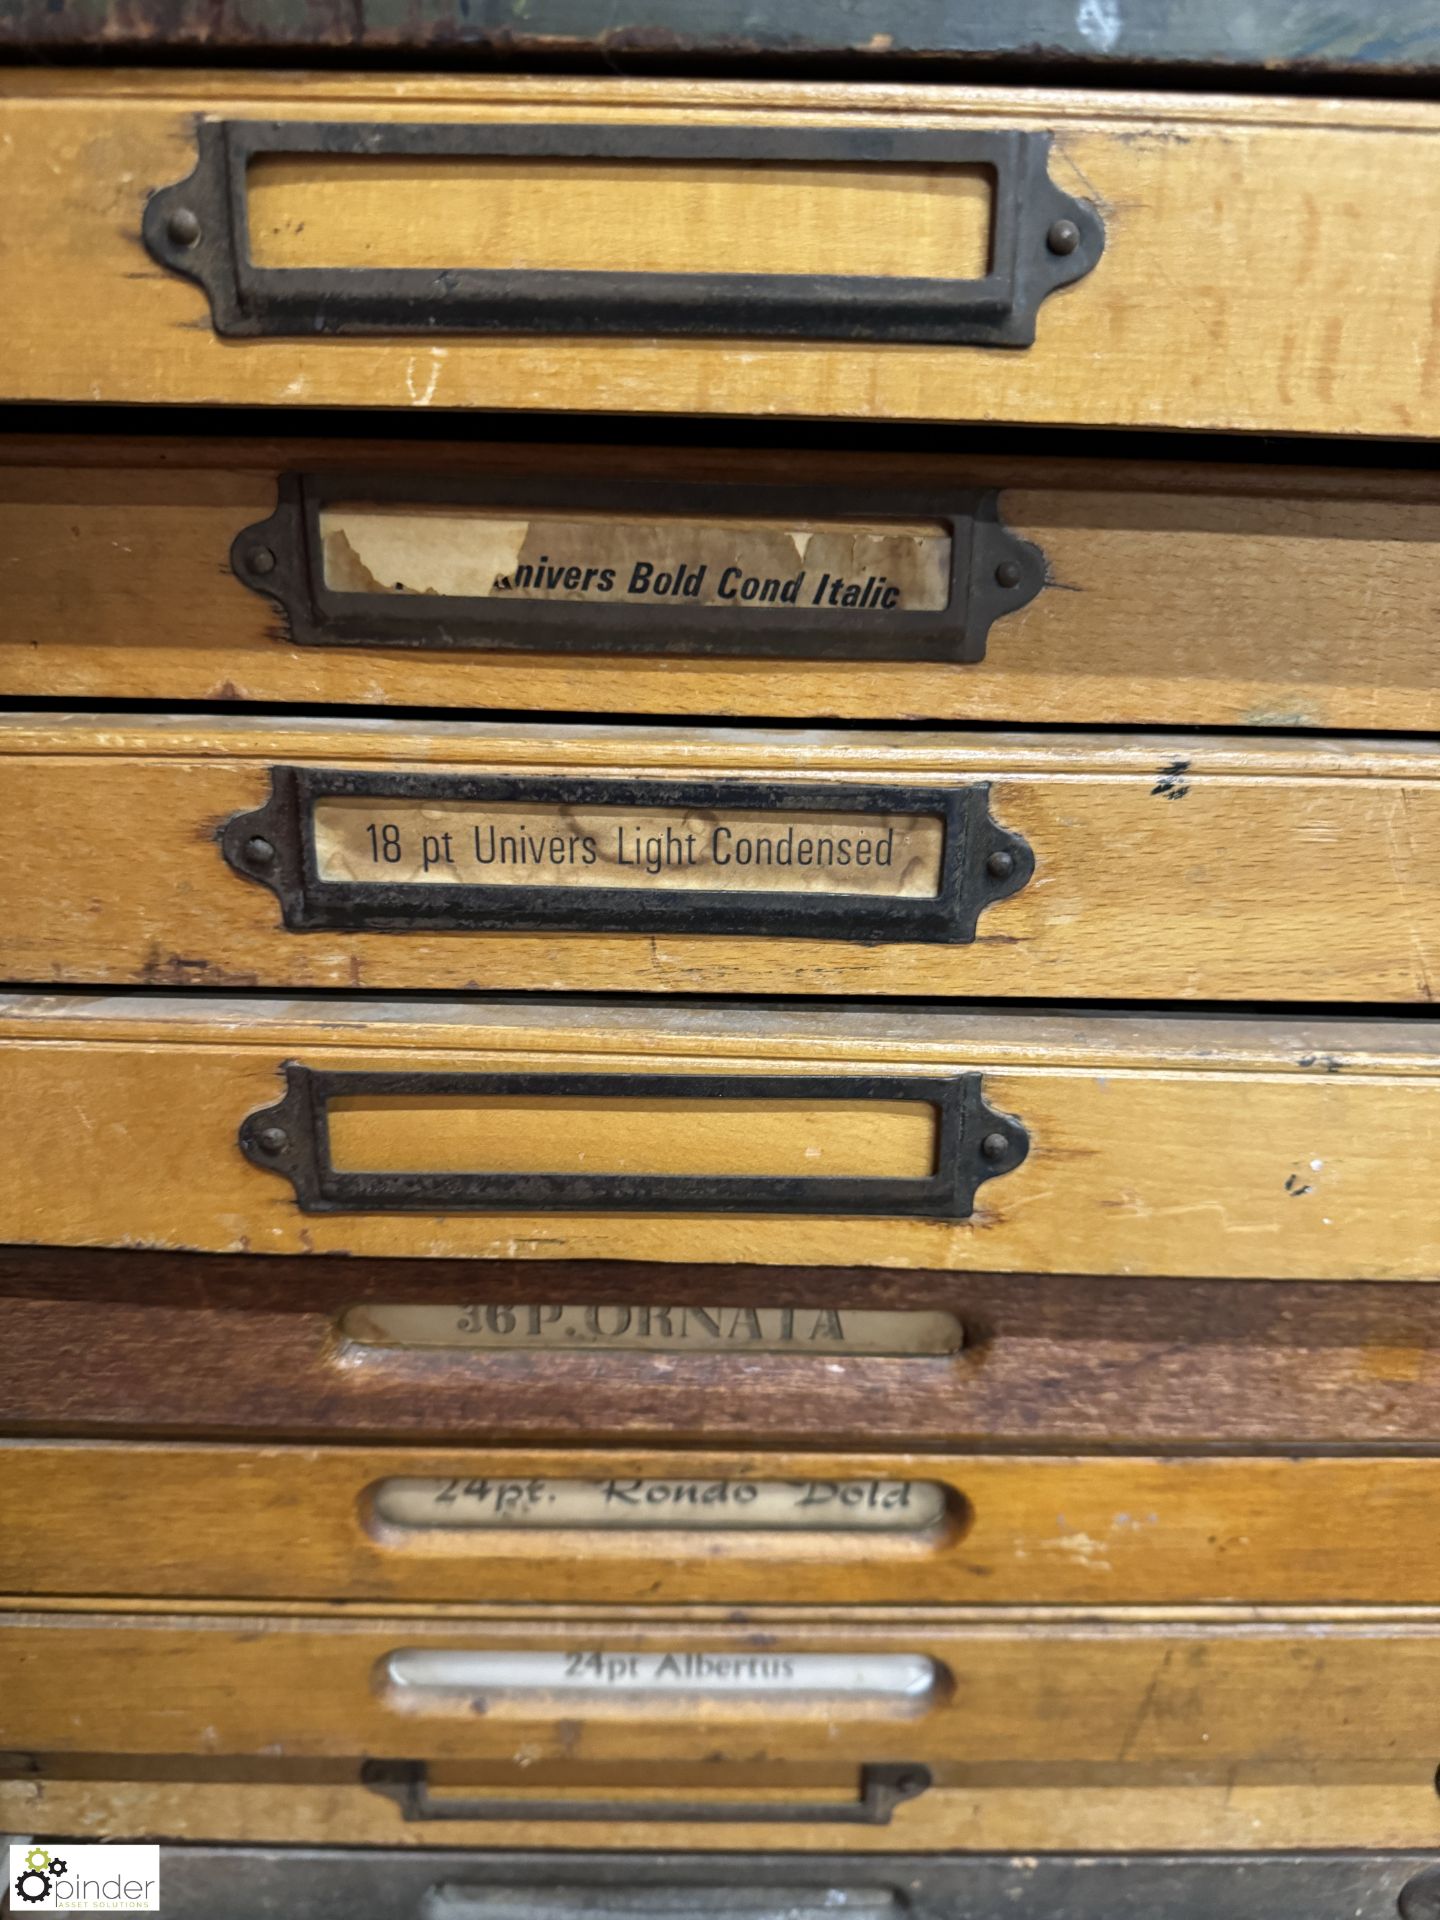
(324, 1094), (940, 1180)
(319, 504), (952, 611)
(371, 1475), (949, 1533)
(248, 156), (994, 280)
(421, 1890), (900, 1920)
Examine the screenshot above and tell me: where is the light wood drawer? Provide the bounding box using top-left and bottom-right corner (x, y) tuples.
(7, 438), (1440, 732)
(7, 1841), (1436, 1920)
(4, 74), (1440, 437)
(10, 1439), (1440, 1608)
(5, 1752), (1439, 1856)
(2, 994), (1437, 1277)
(6, 717), (1438, 1002)
(7, 1608), (1440, 1803)
(9, 1249), (1440, 1451)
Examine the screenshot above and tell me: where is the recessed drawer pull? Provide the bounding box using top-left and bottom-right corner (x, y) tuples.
(361, 1758), (931, 1827)
(239, 1066), (1029, 1218)
(142, 120), (1103, 347)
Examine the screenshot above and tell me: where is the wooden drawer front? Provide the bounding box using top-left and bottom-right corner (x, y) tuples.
(8, 442), (1440, 733)
(6, 1762), (1440, 1860)
(4, 74), (1440, 436)
(13, 1439), (1440, 1608)
(6, 718), (1438, 1002)
(2, 995), (1437, 1278)
(13, 1250), (1440, 1451)
(8, 1609), (1440, 1784)
(18, 1844), (1440, 1920)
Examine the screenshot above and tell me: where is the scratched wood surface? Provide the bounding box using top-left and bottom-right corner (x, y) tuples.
(9, 1606), (1440, 1797)
(11, 436), (1440, 728)
(9, 1249), (1440, 1449)
(4, 74), (1440, 435)
(0, 995), (1437, 1278)
(3, 716), (1436, 1001)
(4, 1755), (1439, 1855)
(14, 1439), (1440, 1607)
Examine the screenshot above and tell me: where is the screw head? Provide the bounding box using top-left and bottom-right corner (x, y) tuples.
(248, 546), (277, 576)
(166, 206), (202, 248)
(981, 1131), (1011, 1163)
(994, 559), (1023, 590)
(892, 1770), (928, 1799)
(256, 1125), (289, 1155)
(986, 849), (1015, 879)
(244, 836), (276, 868)
(1046, 217), (1080, 255)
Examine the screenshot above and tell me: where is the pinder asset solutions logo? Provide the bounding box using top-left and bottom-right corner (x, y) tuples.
(10, 1843), (160, 1911)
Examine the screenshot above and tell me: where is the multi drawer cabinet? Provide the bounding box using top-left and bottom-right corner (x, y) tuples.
(3, 0), (1440, 1898)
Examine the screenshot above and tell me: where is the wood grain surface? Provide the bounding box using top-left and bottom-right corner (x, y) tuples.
(4, 1753), (1438, 1855)
(8, 1248), (1440, 1449)
(8, 1606), (1440, 1792)
(1, 995), (1438, 1276)
(3, 716), (1437, 1000)
(3, 75), (1440, 434)
(7, 436), (1440, 728)
(13, 1439), (1440, 1606)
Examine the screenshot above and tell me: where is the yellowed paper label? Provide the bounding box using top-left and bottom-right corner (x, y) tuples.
(320, 504), (951, 612)
(372, 1475), (946, 1533)
(312, 795), (944, 899)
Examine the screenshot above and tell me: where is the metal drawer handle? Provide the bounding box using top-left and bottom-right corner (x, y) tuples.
(361, 1758), (930, 1826)
(142, 121), (1103, 346)
(421, 1891), (898, 1920)
(239, 1065), (1029, 1219)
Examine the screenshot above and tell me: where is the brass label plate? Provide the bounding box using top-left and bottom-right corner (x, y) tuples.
(341, 1302), (964, 1354)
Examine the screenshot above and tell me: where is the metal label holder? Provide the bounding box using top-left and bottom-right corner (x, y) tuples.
(238, 1066), (1030, 1219)
(230, 472), (1044, 664)
(221, 768), (1032, 944)
(142, 121), (1103, 346)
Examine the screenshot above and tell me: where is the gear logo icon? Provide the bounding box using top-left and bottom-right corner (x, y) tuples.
(14, 1865), (52, 1903)
(23, 1849), (51, 1872)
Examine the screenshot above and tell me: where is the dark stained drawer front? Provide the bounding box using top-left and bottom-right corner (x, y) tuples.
(6, 0), (1439, 78)
(4, 73), (1440, 437)
(8, 439), (1440, 731)
(5, 718), (1437, 1003)
(17, 1844), (1438, 1920)
(2, 996), (1438, 1278)
(8, 1249), (1440, 1451)
(14, 1438), (1440, 1607)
